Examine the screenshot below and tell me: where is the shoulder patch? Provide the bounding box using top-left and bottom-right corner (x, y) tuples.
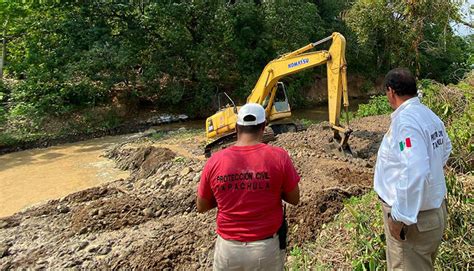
(399, 138), (412, 151)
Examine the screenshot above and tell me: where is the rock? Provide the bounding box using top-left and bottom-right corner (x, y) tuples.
(160, 115), (172, 123)
(177, 127), (186, 132)
(180, 167), (193, 177)
(97, 209), (104, 217)
(155, 209), (163, 217)
(78, 227), (88, 235)
(158, 173), (169, 180)
(142, 208), (154, 217)
(0, 221), (8, 229)
(64, 260), (82, 268)
(0, 244), (10, 258)
(88, 246), (99, 253)
(192, 173), (201, 183)
(161, 180), (169, 188)
(97, 246), (111, 255)
(36, 259), (48, 265)
(77, 241), (89, 251)
(143, 129), (157, 136)
(57, 205), (70, 214)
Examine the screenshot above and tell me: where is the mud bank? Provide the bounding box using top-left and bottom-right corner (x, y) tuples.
(0, 115), (389, 270)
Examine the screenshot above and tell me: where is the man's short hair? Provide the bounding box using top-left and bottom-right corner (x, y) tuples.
(236, 122), (265, 134)
(384, 68), (417, 97)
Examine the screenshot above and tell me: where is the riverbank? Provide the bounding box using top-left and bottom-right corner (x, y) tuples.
(0, 109), (194, 155)
(0, 97), (371, 155)
(0, 115), (388, 269)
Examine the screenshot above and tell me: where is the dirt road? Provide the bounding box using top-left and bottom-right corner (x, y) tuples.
(0, 115), (389, 270)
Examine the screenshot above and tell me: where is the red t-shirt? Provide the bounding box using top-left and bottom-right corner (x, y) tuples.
(197, 143), (300, 242)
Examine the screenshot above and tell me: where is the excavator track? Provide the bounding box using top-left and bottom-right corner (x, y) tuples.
(204, 127), (276, 158)
(204, 121), (307, 157)
(269, 122), (306, 135)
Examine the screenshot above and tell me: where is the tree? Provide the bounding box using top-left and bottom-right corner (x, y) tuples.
(345, 0), (470, 81)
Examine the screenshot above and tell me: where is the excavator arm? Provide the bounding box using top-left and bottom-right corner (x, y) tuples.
(205, 32), (352, 156)
(247, 32), (351, 151)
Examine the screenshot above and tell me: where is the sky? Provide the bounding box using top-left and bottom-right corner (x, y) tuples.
(453, 0), (473, 36)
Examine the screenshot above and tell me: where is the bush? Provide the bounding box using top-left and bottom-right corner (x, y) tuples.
(420, 76), (473, 173)
(356, 95), (392, 117)
(436, 171), (473, 269)
(345, 193), (386, 270)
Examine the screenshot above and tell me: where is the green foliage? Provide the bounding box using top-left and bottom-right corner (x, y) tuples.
(420, 76), (473, 173)
(173, 156), (186, 163)
(286, 192), (386, 270)
(0, 1), (471, 149)
(151, 131), (167, 141)
(298, 118), (316, 128)
(356, 95), (392, 117)
(340, 111), (355, 123)
(0, 81), (8, 126)
(345, 193), (385, 270)
(345, 0), (471, 82)
(436, 171), (474, 269)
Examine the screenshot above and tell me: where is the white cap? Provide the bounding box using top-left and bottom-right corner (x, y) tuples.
(236, 103), (266, 126)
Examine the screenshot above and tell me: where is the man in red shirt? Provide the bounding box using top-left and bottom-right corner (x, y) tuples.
(197, 103), (300, 271)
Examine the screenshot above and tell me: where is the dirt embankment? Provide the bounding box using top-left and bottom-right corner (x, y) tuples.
(0, 115), (389, 270)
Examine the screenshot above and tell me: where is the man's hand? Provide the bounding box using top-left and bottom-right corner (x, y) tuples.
(388, 215), (405, 242)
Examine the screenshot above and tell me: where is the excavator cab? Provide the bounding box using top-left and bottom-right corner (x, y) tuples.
(271, 82), (291, 115)
(262, 82), (291, 120)
(216, 92), (238, 114)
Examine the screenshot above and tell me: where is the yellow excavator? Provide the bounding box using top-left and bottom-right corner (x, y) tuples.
(204, 32), (352, 157)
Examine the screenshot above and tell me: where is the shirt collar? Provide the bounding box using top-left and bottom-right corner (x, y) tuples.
(390, 97), (420, 120)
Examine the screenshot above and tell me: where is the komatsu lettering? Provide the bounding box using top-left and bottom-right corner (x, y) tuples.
(288, 58), (309, 68)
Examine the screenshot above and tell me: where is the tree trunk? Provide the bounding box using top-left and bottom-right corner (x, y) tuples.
(0, 29), (6, 80)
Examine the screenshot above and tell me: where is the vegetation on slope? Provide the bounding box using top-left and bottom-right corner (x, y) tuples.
(289, 73), (473, 270)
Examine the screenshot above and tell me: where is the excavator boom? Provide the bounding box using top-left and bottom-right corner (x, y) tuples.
(205, 32), (352, 156)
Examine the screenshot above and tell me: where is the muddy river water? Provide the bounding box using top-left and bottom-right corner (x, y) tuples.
(0, 100), (368, 218)
(0, 135), (132, 217)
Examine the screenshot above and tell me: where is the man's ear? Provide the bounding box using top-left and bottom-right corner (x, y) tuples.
(387, 87), (396, 98)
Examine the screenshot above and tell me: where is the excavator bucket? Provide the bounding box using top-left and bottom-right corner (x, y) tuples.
(327, 128), (353, 157)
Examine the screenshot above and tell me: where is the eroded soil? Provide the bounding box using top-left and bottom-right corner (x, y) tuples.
(0, 115), (389, 270)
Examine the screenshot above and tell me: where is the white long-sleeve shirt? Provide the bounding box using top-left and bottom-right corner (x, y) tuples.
(374, 97), (452, 225)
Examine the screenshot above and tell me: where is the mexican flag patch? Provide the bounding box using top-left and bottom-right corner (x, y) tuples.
(399, 138), (412, 151)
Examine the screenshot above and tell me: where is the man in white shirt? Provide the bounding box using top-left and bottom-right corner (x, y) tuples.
(374, 68), (451, 270)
